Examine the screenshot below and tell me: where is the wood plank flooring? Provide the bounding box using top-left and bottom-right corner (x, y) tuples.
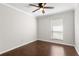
(0, 40), (78, 56)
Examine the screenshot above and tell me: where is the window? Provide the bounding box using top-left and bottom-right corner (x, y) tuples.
(51, 19), (63, 40)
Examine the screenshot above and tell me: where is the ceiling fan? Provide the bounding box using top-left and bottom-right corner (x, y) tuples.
(29, 3), (54, 14)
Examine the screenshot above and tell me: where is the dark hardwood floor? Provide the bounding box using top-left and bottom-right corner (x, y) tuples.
(0, 40), (78, 56)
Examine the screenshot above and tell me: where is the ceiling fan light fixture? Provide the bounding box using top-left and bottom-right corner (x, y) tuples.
(40, 8), (45, 14)
(40, 8), (43, 11)
(29, 3), (54, 14)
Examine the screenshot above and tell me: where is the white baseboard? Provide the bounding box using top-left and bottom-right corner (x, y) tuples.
(0, 40), (36, 55)
(75, 46), (79, 55)
(38, 39), (74, 47)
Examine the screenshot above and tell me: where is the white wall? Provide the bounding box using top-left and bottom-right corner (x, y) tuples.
(37, 16), (51, 40)
(0, 4), (37, 54)
(75, 4), (79, 54)
(37, 10), (75, 46)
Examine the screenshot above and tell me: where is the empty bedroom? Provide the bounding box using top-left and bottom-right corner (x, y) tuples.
(0, 3), (79, 56)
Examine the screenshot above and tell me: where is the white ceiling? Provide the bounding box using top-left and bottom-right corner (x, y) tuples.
(8, 3), (76, 17)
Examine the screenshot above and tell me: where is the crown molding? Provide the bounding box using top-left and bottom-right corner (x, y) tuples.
(1, 3), (35, 18)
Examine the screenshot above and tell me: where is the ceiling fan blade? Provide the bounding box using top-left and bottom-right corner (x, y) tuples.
(29, 4), (38, 7)
(32, 8), (40, 12)
(44, 7), (54, 9)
